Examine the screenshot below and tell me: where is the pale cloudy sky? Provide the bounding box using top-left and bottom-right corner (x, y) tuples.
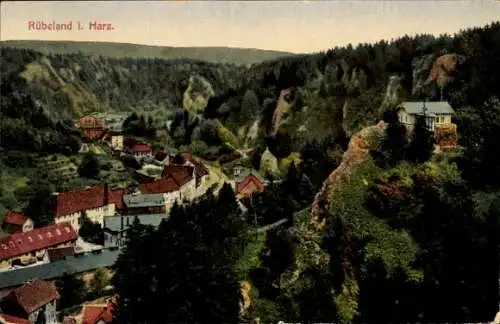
(1, 0), (499, 53)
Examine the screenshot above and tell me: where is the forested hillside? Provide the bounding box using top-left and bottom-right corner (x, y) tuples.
(1, 21), (500, 323)
(1, 40), (293, 65)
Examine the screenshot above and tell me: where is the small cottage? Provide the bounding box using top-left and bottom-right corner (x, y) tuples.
(397, 101), (454, 132)
(2, 212), (33, 234)
(235, 169), (266, 200)
(131, 144), (152, 158)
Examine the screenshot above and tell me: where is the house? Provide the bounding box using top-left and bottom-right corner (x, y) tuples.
(130, 144), (152, 158)
(0, 313), (31, 324)
(81, 297), (115, 324)
(0, 222), (77, 270)
(2, 213), (33, 234)
(76, 116), (106, 129)
(162, 153), (210, 188)
(52, 185), (125, 231)
(397, 101), (454, 132)
(108, 133), (123, 151)
(103, 214), (167, 247)
(0, 280), (58, 324)
(136, 177), (183, 210)
(143, 166), (197, 200)
(235, 169), (266, 200)
(122, 193), (169, 215)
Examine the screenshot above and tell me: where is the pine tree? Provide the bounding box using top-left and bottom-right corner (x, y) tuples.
(113, 186), (248, 323)
(407, 115), (435, 163)
(55, 273), (87, 310)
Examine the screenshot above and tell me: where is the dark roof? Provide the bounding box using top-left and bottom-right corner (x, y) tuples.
(47, 246), (75, 262)
(138, 177), (180, 194)
(123, 194), (166, 208)
(104, 214), (167, 233)
(0, 313), (31, 324)
(161, 165), (194, 186)
(0, 222), (77, 261)
(5, 280), (58, 314)
(0, 249), (120, 289)
(399, 101), (454, 115)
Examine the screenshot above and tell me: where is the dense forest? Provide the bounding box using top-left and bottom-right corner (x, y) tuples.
(1, 21), (500, 323)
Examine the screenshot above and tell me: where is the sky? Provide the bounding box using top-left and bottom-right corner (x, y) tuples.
(1, 0), (499, 53)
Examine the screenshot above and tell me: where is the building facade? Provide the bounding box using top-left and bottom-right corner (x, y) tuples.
(0, 222), (77, 270)
(52, 185), (125, 231)
(397, 101), (454, 132)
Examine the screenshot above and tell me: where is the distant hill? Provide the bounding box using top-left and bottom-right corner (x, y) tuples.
(0, 40), (294, 66)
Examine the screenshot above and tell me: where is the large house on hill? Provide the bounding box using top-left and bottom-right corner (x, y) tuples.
(52, 185), (125, 231)
(0, 222), (77, 270)
(397, 101), (454, 132)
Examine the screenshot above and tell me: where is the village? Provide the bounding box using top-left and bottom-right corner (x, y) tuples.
(0, 112), (269, 324)
(0, 101), (460, 324)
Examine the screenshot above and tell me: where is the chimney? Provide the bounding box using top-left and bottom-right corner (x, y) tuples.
(51, 192), (60, 215)
(104, 183), (109, 206)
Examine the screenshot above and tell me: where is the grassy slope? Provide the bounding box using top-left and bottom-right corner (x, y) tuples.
(0, 40), (294, 66)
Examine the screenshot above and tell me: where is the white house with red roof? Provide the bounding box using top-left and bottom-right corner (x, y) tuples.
(2, 212), (33, 234)
(0, 222), (77, 270)
(51, 185), (125, 232)
(130, 143), (152, 158)
(0, 279), (58, 323)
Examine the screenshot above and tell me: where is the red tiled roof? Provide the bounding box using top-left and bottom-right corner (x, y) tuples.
(6, 280), (58, 314)
(236, 175), (265, 197)
(132, 144), (151, 153)
(138, 177), (180, 194)
(82, 129), (107, 141)
(53, 186), (107, 217)
(3, 213), (28, 227)
(82, 300), (114, 324)
(0, 313), (31, 324)
(53, 186), (123, 217)
(161, 165), (193, 187)
(0, 222), (77, 261)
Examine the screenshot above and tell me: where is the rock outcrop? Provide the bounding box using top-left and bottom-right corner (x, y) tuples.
(270, 89), (291, 136)
(239, 281), (252, 316)
(426, 53), (466, 89)
(308, 121), (386, 232)
(182, 74), (215, 113)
